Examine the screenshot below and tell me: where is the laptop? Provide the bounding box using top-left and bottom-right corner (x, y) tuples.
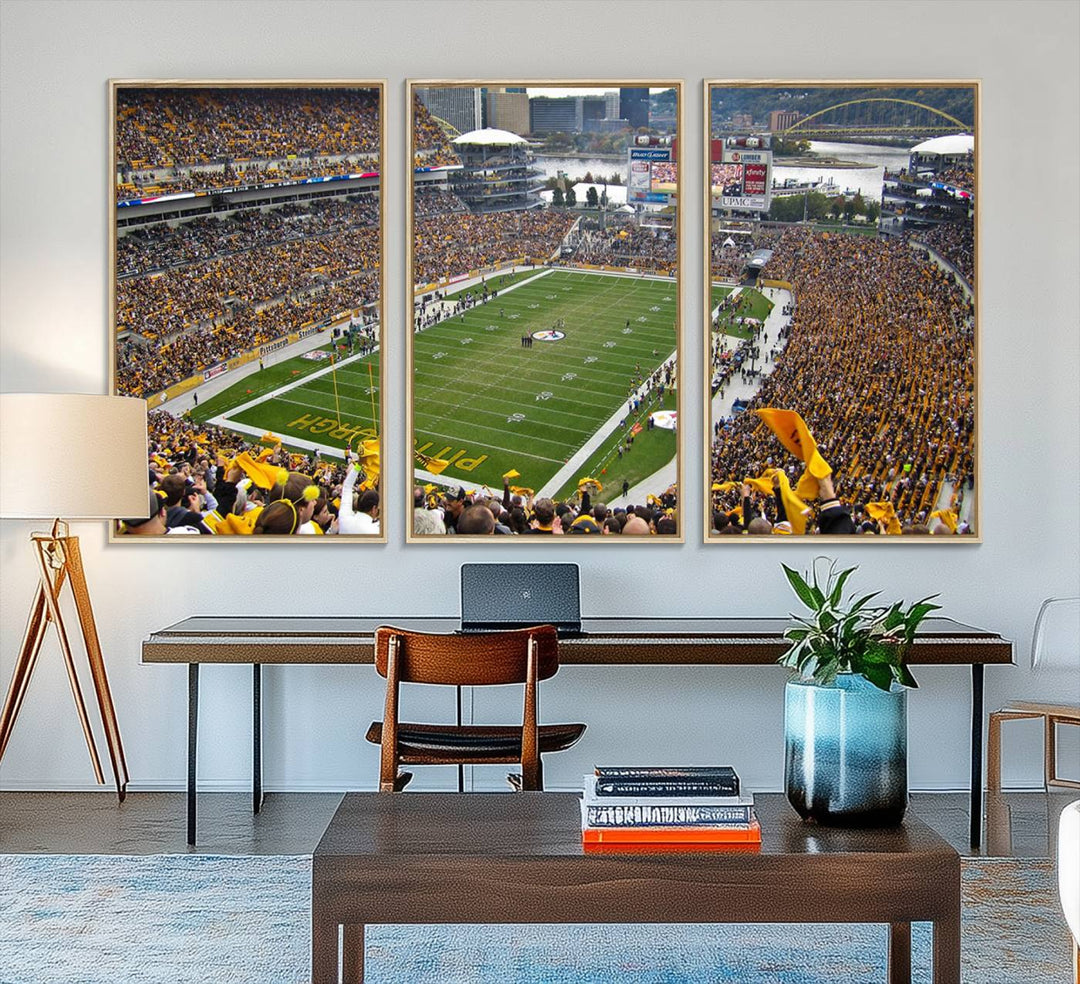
(460, 563), (582, 637)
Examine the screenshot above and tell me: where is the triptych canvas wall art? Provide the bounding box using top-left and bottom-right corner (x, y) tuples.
(108, 79), (978, 542)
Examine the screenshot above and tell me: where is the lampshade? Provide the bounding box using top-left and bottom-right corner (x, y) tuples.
(0, 393), (148, 520)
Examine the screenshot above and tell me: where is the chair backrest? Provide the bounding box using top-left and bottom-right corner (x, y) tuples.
(374, 625), (560, 686)
(1031, 597), (1080, 672)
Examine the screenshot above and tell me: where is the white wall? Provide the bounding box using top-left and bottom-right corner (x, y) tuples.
(1, 0), (1077, 795)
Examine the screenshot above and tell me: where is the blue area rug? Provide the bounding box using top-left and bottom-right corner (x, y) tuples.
(0, 854), (1069, 983)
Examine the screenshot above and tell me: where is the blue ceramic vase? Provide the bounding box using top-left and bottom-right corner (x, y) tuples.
(784, 673), (908, 826)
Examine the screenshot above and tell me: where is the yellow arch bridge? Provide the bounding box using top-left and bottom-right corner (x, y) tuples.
(716, 97), (972, 139)
(781, 98), (970, 138)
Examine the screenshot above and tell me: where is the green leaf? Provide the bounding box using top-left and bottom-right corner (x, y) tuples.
(782, 564), (819, 611)
(882, 605), (905, 631)
(849, 591), (881, 613)
(895, 664), (919, 689)
(861, 644), (894, 664)
(828, 565), (856, 606)
(862, 663), (893, 692)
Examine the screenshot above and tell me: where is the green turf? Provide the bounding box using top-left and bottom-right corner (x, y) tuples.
(710, 285), (735, 308)
(552, 391), (676, 501)
(710, 285), (773, 340)
(413, 269), (678, 492)
(192, 343), (380, 454)
(192, 343), (336, 421)
(443, 267), (540, 299)
(812, 222), (879, 237)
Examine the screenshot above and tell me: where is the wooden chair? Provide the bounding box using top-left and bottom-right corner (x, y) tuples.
(988, 598), (1080, 792)
(365, 625), (586, 793)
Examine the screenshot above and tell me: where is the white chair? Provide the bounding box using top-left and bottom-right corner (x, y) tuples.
(1059, 799), (1080, 983)
(988, 597), (1080, 791)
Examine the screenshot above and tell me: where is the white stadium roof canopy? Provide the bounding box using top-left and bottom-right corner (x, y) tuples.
(910, 134), (975, 156)
(452, 128), (529, 146)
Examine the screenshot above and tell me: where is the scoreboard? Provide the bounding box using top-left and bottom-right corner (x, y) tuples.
(627, 135), (674, 205)
(711, 137), (772, 212)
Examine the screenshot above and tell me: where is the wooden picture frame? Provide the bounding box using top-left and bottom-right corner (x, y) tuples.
(703, 80), (980, 543)
(407, 80), (683, 542)
(109, 79), (386, 541)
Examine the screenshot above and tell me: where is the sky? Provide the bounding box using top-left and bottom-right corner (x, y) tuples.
(525, 87), (671, 98)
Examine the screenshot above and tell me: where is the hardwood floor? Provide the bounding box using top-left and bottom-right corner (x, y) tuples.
(0, 789), (1073, 857)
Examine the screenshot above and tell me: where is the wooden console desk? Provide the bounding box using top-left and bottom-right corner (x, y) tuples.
(141, 616), (1012, 846)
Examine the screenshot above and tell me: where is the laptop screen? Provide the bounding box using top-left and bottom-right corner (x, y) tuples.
(460, 563), (581, 631)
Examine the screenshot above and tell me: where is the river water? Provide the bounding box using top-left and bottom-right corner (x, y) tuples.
(532, 156), (624, 183)
(535, 141), (912, 202)
(766, 140), (910, 201)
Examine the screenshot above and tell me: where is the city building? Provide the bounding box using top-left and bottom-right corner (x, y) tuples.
(486, 89), (530, 136)
(769, 109), (800, 132)
(415, 86), (482, 136)
(529, 95), (582, 134)
(620, 87), (649, 129)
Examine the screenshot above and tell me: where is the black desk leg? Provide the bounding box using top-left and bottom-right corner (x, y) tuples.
(456, 684), (464, 793)
(969, 663), (984, 848)
(187, 663), (199, 847)
(253, 663), (263, 814)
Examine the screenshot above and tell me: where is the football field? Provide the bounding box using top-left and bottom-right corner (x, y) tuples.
(192, 345), (380, 455)
(413, 269), (678, 494)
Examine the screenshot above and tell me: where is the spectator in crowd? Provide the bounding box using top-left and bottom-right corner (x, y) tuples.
(119, 491), (200, 536)
(457, 504), (496, 535)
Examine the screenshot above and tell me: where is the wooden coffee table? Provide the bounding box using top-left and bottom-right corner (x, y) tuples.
(312, 792), (960, 984)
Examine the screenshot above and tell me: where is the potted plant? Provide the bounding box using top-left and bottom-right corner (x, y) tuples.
(779, 558), (940, 826)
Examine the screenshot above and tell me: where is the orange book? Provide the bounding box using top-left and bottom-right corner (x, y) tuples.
(583, 840), (761, 854)
(582, 818), (761, 846)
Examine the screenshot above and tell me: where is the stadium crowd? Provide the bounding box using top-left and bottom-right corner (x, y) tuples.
(116, 87), (381, 201)
(885, 156), (974, 195)
(413, 480), (678, 536)
(116, 198), (379, 396)
(117, 197), (379, 277)
(935, 161), (974, 192)
(572, 223), (677, 272)
(413, 187), (468, 217)
(116, 87), (380, 168)
(710, 227), (784, 280)
(911, 221), (974, 286)
(118, 409), (380, 536)
(710, 227), (975, 534)
(413, 210), (576, 285)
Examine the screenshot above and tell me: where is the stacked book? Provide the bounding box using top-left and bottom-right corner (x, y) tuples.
(581, 766), (760, 847)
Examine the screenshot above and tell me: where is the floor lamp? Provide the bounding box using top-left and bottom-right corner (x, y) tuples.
(0, 393), (148, 800)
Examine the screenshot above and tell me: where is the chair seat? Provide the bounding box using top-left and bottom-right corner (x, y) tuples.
(994, 701), (1080, 720)
(365, 721), (586, 761)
